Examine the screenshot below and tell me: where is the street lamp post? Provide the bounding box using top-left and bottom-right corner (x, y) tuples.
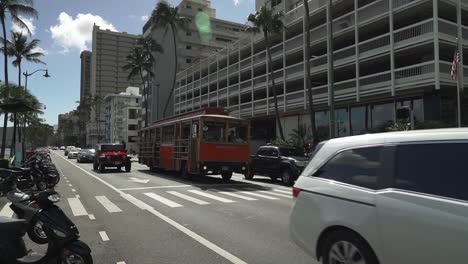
(21, 69), (50, 161)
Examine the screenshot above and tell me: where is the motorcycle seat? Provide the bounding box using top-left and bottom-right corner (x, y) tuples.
(7, 190), (31, 203)
(0, 216), (27, 234)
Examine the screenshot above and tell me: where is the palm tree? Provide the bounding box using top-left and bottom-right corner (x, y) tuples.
(5, 31), (45, 155)
(123, 37), (163, 126)
(149, 1), (189, 118)
(302, 0), (318, 145)
(246, 5), (286, 140)
(0, 0), (38, 157)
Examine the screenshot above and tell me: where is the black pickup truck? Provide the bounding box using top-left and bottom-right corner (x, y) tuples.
(247, 145), (310, 186)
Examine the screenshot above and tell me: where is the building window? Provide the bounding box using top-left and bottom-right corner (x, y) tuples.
(186, 4), (192, 9)
(128, 136), (137, 143)
(272, 0), (282, 7)
(186, 45), (192, 50)
(216, 37), (231, 43)
(186, 58), (192, 63)
(186, 31), (192, 36)
(128, 109), (137, 119)
(128, 124), (138, 131)
(135, 98), (139, 103)
(198, 7), (203, 11)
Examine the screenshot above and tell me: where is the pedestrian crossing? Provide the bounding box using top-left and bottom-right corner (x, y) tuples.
(0, 187), (293, 218)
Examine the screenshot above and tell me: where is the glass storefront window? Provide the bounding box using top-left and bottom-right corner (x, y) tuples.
(371, 102), (394, 132)
(315, 111), (329, 141)
(350, 106), (369, 135)
(335, 108), (350, 138)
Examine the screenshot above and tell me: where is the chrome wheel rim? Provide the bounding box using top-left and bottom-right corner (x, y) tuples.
(63, 253), (85, 264)
(33, 221), (47, 238)
(329, 241), (365, 264)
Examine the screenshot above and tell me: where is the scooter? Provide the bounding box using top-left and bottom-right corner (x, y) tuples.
(0, 169), (93, 264)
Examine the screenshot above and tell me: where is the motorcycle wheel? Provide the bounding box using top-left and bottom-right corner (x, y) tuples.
(36, 181), (47, 191)
(27, 220), (48, 244)
(62, 252), (93, 264)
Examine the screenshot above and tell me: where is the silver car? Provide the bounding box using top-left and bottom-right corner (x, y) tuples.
(67, 149), (79, 159)
(290, 128), (468, 264)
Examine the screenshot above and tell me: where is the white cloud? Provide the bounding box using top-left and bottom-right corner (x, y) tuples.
(233, 0), (253, 6)
(11, 16), (36, 35)
(141, 15), (149, 21)
(31, 46), (48, 55)
(49, 12), (117, 53)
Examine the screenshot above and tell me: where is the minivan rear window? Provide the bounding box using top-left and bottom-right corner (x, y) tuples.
(395, 142), (468, 201)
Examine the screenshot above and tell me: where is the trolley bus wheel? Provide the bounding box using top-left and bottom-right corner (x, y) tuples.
(221, 171), (233, 182)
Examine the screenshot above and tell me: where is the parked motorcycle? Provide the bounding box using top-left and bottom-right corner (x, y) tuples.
(0, 169), (93, 264)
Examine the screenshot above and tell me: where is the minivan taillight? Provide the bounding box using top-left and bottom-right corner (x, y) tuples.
(292, 187), (302, 198)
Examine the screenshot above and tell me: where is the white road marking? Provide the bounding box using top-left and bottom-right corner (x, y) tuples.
(99, 231), (109, 241)
(259, 190), (291, 198)
(128, 177), (150, 184)
(0, 203), (14, 217)
(67, 198), (88, 216)
(119, 185), (192, 191)
(54, 152), (247, 264)
(66, 180), (70, 183)
(217, 191), (258, 201)
(144, 193), (183, 208)
(239, 191), (278, 200)
(276, 186), (291, 191)
(95, 196), (122, 213)
(71, 189), (76, 192)
(188, 190), (235, 203)
(88, 214), (95, 220)
(68, 184), (72, 187)
(167, 191), (210, 205)
(274, 189), (291, 194)
(116, 262), (126, 264)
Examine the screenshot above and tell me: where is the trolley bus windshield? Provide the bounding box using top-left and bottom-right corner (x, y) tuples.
(202, 120), (248, 144)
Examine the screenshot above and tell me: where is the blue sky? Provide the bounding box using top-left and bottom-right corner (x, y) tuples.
(0, 0), (255, 125)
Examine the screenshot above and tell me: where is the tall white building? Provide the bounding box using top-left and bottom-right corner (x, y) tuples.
(174, 0), (468, 145)
(142, 0), (248, 123)
(87, 25), (143, 146)
(104, 87), (142, 154)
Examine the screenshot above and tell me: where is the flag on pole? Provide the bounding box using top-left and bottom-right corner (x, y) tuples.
(451, 48), (461, 80)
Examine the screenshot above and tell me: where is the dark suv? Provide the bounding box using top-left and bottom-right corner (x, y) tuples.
(248, 145), (309, 186)
(93, 144), (131, 172)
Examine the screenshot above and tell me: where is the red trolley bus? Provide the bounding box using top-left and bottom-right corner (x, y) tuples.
(139, 108), (250, 181)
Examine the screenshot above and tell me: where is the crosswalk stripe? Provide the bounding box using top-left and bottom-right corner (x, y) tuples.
(167, 191), (210, 205)
(144, 193), (183, 208)
(99, 231), (110, 241)
(0, 203), (14, 217)
(96, 196), (122, 213)
(67, 198), (89, 216)
(276, 186), (291, 191)
(274, 189), (291, 194)
(188, 190), (235, 203)
(217, 191), (258, 201)
(239, 191), (279, 200)
(259, 190), (292, 198)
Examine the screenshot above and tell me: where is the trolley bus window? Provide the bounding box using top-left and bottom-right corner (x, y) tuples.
(228, 124), (247, 144)
(203, 121), (225, 142)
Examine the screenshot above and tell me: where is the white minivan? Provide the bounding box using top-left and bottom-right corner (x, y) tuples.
(290, 128), (468, 264)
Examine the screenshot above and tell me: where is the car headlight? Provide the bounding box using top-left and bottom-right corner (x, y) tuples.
(48, 194), (62, 203)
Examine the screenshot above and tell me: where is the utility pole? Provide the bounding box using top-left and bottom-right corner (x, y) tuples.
(327, 0), (336, 138)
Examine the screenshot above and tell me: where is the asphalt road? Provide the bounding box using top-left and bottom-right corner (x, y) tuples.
(0, 150), (317, 264)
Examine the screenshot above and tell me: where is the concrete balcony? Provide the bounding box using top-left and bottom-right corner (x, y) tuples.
(393, 19), (433, 49)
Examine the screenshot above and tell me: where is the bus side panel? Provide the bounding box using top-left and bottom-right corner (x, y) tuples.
(199, 144), (250, 162)
(160, 144), (174, 170)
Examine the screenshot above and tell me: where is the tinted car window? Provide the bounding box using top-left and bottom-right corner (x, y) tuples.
(315, 146), (382, 189)
(279, 148), (303, 157)
(257, 149), (267, 156)
(395, 142), (468, 201)
(266, 149), (279, 157)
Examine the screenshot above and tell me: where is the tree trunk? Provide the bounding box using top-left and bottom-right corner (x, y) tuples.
(139, 70), (148, 127)
(265, 32), (285, 141)
(1, 16), (9, 157)
(11, 62), (22, 156)
(302, 0), (318, 145)
(162, 24), (179, 119)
